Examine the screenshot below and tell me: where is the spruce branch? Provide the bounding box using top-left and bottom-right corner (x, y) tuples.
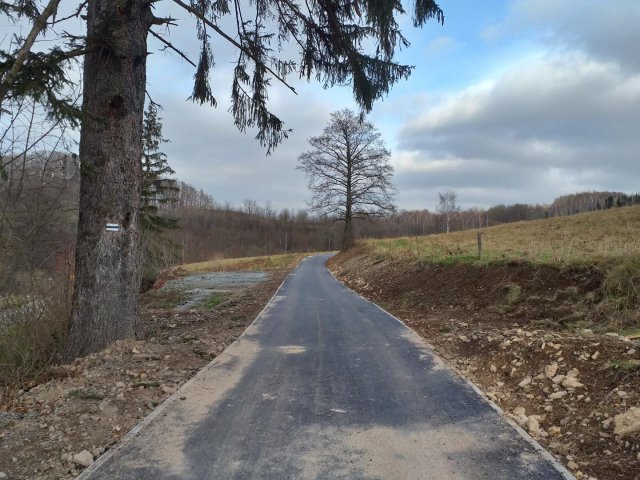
(0, 0), (62, 107)
(172, 0), (297, 95)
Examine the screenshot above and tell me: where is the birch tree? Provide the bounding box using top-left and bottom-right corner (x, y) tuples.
(437, 190), (459, 234)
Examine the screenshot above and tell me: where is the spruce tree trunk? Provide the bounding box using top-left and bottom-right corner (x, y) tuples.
(64, 0), (152, 361)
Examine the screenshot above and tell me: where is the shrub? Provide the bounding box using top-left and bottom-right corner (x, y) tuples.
(0, 272), (72, 393)
(503, 282), (522, 304)
(603, 257), (640, 309)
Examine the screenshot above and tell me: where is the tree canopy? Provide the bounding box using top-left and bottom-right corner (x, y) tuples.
(1, 0), (444, 148)
(437, 190), (459, 233)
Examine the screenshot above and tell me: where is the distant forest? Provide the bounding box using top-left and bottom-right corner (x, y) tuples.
(2, 151), (639, 289)
(162, 186), (640, 264)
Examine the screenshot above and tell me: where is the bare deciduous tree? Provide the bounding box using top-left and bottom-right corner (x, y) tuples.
(437, 191), (459, 234)
(298, 109), (396, 249)
(1, 95), (79, 290)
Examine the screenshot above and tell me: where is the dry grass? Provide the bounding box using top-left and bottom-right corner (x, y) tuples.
(602, 257), (640, 309)
(369, 205), (640, 267)
(180, 252), (314, 274)
(0, 278), (72, 392)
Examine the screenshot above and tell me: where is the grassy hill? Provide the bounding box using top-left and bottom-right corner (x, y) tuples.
(179, 252), (310, 274)
(368, 204), (640, 267)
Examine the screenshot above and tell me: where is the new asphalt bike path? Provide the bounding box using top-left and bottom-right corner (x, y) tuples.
(79, 254), (573, 480)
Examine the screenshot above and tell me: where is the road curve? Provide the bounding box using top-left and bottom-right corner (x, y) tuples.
(80, 254), (573, 480)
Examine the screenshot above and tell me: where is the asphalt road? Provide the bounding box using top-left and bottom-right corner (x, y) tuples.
(80, 254), (572, 480)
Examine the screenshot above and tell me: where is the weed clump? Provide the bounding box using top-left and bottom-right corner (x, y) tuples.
(67, 388), (105, 400)
(0, 278), (71, 393)
(142, 288), (188, 309)
(603, 258), (640, 309)
(200, 292), (231, 309)
(503, 282), (522, 304)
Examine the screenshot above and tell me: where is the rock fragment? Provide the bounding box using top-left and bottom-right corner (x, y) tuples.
(548, 391), (567, 400)
(512, 407), (529, 427)
(562, 377), (584, 389)
(566, 368), (579, 378)
(527, 415), (547, 437)
(548, 426), (561, 436)
(544, 362), (558, 378)
(518, 376), (532, 388)
(613, 407), (640, 437)
(73, 450), (94, 467)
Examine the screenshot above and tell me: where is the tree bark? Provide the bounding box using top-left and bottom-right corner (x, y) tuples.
(342, 139), (354, 250)
(64, 0), (152, 361)
(342, 216), (354, 250)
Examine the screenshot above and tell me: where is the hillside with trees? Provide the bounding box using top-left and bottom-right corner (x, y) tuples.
(4, 151), (639, 291)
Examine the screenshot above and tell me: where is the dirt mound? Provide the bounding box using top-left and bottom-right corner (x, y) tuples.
(330, 244), (603, 328)
(330, 246), (640, 480)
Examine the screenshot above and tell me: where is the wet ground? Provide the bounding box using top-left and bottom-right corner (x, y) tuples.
(162, 271), (269, 311)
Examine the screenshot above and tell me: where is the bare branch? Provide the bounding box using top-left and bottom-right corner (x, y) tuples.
(151, 16), (178, 27)
(47, 1), (87, 26)
(149, 29), (196, 67)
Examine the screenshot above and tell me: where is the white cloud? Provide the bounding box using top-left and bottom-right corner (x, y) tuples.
(484, 0), (640, 72)
(136, 1), (640, 211)
(394, 53), (640, 208)
(424, 36), (458, 56)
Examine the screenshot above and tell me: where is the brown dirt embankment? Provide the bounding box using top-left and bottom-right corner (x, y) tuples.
(329, 245), (640, 480)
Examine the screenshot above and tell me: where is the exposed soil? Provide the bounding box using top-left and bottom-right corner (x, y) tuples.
(0, 268), (291, 480)
(329, 245), (640, 480)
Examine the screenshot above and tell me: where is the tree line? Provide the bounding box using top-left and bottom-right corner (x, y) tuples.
(4, 150), (638, 292)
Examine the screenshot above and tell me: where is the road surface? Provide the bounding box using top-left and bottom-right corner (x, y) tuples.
(80, 254), (572, 480)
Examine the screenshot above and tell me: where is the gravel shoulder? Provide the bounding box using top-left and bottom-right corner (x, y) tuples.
(329, 246), (640, 480)
(0, 268), (292, 480)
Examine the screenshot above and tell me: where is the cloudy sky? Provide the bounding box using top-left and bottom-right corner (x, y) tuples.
(143, 0), (640, 211)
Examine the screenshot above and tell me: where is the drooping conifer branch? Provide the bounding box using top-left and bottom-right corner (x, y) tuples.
(0, 0), (62, 107)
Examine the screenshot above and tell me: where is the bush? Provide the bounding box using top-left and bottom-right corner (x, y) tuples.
(0, 272), (71, 393)
(603, 257), (640, 309)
